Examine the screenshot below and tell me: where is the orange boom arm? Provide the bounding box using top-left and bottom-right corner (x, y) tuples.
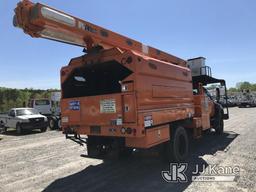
(13, 0), (186, 66)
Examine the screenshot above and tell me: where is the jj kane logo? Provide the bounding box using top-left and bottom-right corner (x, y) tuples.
(162, 163), (240, 182)
(162, 163), (188, 183)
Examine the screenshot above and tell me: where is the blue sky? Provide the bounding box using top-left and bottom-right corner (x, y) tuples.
(1, 0), (256, 89)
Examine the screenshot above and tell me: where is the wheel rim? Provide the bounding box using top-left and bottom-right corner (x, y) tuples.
(49, 120), (55, 128)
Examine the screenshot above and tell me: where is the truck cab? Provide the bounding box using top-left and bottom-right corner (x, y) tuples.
(28, 92), (61, 129)
(189, 58), (229, 136)
(29, 99), (52, 115)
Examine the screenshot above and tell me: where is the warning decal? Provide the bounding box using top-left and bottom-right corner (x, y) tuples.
(144, 115), (153, 127)
(100, 99), (116, 113)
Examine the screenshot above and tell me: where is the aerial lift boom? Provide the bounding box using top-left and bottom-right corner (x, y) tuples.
(14, 0), (186, 66)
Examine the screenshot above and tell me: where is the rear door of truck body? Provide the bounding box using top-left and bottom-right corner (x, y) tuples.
(61, 92), (137, 136)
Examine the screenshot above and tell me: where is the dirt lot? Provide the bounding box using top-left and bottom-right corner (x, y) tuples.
(0, 107), (255, 192)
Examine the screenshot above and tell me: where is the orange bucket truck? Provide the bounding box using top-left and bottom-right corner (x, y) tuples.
(13, 0), (229, 161)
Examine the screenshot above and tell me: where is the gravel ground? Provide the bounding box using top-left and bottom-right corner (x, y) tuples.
(0, 107), (255, 192)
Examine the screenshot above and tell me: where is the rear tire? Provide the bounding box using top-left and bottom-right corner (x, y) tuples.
(163, 126), (189, 162)
(16, 123), (23, 135)
(49, 118), (56, 130)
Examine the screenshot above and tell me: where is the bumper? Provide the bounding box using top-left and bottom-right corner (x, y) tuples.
(20, 122), (48, 130)
(62, 124), (142, 138)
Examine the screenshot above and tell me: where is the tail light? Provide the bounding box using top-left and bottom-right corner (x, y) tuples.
(121, 82), (134, 92)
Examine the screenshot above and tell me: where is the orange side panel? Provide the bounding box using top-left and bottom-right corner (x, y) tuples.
(122, 94), (136, 123)
(138, 107), (194, 128)
(125, 125), (170, 148)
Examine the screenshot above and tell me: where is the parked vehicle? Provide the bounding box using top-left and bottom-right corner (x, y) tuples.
(28, 92), (61, 129)
(238, 90), (256, 108)
(219, 97), (237, 107)
(14, 1), (229, 161)
(0, 108), (48, 134)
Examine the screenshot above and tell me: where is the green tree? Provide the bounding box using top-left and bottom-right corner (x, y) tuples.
(251, 84), (256, 91)
(0, 87), (60, 112)
(236, 82), (252, 91)
(228, 87), (238, 92)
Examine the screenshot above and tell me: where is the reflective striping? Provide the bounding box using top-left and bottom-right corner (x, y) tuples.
(142, 44), (149, 54)
(41, 7), (76, 27)
(39, 29), (85, 46)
